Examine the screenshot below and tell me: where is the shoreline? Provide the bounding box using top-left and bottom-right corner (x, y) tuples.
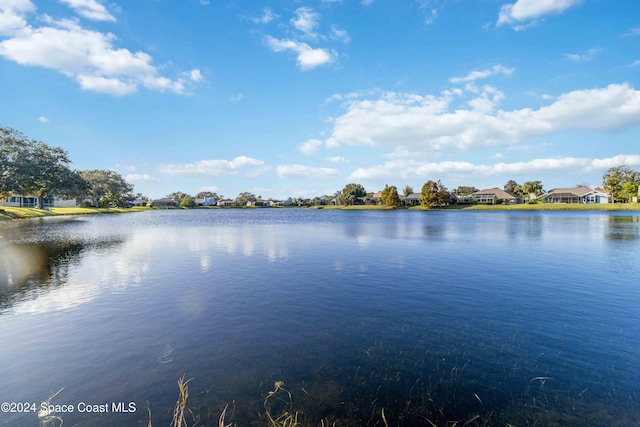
(0, 206), (151, 221)
(2, 202), (640, 221)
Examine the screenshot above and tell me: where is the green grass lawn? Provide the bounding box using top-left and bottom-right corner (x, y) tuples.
(0, 206), (149, 220)
(320, 203), (640, 211)
(315, 204), (396, 210)
(456, 202), (640, 211)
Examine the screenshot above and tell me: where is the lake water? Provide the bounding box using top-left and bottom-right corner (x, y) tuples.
(0, 209), (638, 426)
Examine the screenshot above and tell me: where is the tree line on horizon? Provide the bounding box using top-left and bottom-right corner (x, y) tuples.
(2, 127), (639, 209)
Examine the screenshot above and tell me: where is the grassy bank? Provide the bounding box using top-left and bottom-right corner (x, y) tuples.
(447, 202), (640, 211)
(0, 206), (149, 220)
(324, 203), (640, 211)
(314, 204), (396, 210)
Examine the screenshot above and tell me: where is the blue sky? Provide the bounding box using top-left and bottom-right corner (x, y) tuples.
(1, 0), (639, 199)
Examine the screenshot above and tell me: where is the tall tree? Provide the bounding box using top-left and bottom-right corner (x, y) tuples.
(453, 186), (479, 196)
(339, 183), (366, 205)
(403, 185), (413, 197)
(0, 127), (27, 197)
(195, 191), (218, 200)
(503, 180), (520, 195)
(1, 127), (87, 208)
(603, 165), (639, 203)
(420, 180), (449, 207)
(380, 184), (400, 207)
(522, 181), (544, 200)
(621, 181), (640, 203)
(236, 192), (257, 205)
(80, 170), (134, 207)
(167, 191), (190, 204)
(180, 195), (196, 208)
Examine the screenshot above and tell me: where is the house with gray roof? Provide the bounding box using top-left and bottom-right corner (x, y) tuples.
(471, 188), (522, 204)
(542, 188), (609, 204)
(401, 193), (421, 206)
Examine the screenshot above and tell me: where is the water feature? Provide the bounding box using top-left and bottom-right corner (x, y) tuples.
(0, 209), (638, 426)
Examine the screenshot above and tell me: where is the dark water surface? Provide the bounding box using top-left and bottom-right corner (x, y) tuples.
(0, 209), (638, 426)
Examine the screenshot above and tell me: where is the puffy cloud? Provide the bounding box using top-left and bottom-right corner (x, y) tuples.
(59, 0), (116, 22)
(264, 36), (334, 70)
(449, 65), (513, 84)
(291, 6), (320, 39)
(277, 164), (339, 179)
(348, 155), (640, 181)
(497, 0), (581, 29)
(251, 7), (278, 24)
(0, 0), (33, 35)
(330, 25), (350, 43)
(329, 83), (640, 153)
(125, 173), (157, 182)
(424, 8), (437, 25)
(564, 48), (601, 62)
(326, 156), (348, 163)
(0, 7), (200, 95)
(159, 156), (267, 177)
(38, 115), (50, 123)
(298, 138), (323, 155)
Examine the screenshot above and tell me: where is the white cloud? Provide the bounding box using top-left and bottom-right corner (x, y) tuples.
(450, 65), (513, 84)
(125, 173), (157, 182)
(159, 156), (267, 176)
(361, 0), (373, 5)
(59, 0), (116, 22)
(326, 156), (348, 163)
(251, 7), (278, 24)
(0, 8), (200, 95)
(330, 25), (350, 43)
(348, 155), (640, 181)
(497, 0), (581, 29)
(264, 36), (334, 70)
(277, 164), (339, 179)
(187, 69), (203, 82)
(38, 115), (50, 123)
(324, 137), (340, 149)
(298, 138), (323, 155)
(329, 83), (640, 154)
(424, 8), (437, 25)
(564, 48), (601, 62)
(0, 0), (34, 35)
(623, 27), (640, 38)
(290, 7), (320, 39)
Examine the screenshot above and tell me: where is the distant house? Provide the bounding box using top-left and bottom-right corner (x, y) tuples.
(217, 199), (240, 207)
(149, 198), (179, 207)
(247, 200), (270, 207)
(370, 191), (383, 205)
(1, 194), (79, 208)
(452, 194), (473, 204)
(471, 188), (521, 204)
(195, 197), (216, 206)
(543, 188), (609, 204)
(401, 193), (421, 206)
